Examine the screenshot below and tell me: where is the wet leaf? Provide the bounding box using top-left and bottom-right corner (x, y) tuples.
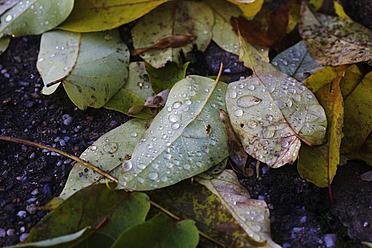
(24, 184), (150, 248)
(341, 72), (372, 154)
(0, 0), (74, 38)
(0, 36), (10, 55)
(131, 1), (214, 68)
(148, 171), (278, 247)
(197, 170), (280, 247)
(123, 62), (154, 101)
(117, 75), (228, 191)
(298, 75), (344, 188)
(145, 62), (189, 94)
(0, 0), (20, 15)
(104, 89), (153, 119)
(62, 29), (129, 110)
(299, 1), (372, 66)
(48, 119), (152, 208)
(38, 31), (80, 95)
(226, 0), (264, 17)
(15, 228), (95, 248)
(272, 41), (323, 82)
(112, 213), (199, 248)
(58, 0), (169, 32)
(226, 35), (327, 168)
(220, 109), (248, 172)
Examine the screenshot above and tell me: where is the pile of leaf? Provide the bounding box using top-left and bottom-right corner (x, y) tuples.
(1, 0), (371, 247)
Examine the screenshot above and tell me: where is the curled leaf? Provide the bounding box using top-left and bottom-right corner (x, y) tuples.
(144, 89), (170, 108)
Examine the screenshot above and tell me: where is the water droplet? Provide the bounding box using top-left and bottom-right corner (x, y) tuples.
(229, 91), (237, 99)
(255, 214), (264, 221)
(251, 224), (261, 232)
(185, 100), (192, 105)
(152, 163), (159, 170)
(164, 154), (172, 160)
(138, 164), (146, 170)
(38, 58), (44, 62)
(263, 129), (275, 138)
(168, 114), (178, 123)
(173, 101), (182, 109)
(234, 109), (243, 117)
(161, 176), (168, 182)
(319, 125), (326, 131)
(266, 115), (273, 121)
(292, 95), (301, 102)
(171, 123), (180, 130)
(5, 15), (13, 22)
(90, 145), (97, 151)
(248, 120), (258, 128)
(306, 94), (313, 99)
(237, 95), (262, 108)
(183, 164), (190, 170)
(282, 140), (289, 148)
(138, 177), (144, 183)
(286, 99), (293, 108)
(289, 88), (296, 94)
(204, 88), (209, 93)
(196, 162), (203, 167)
(247, 85), (255, 91)
(275, 100), (285, 109)
(202, 146), (210, 153)
(189, 90), (196, 96)
(298, 85), (306, 91)
(149, 172), (158, 180)
(103, 142), (118, 154)
(121, 160), (132, 172)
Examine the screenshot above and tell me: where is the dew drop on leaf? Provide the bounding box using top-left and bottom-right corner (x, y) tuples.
(237, 95), (262, 108)
(234, 109), (243, 117)
(122, 160), (133, 172)
(168, 114), (178, 123)
(148, 172), (158, 180)
(103, 142), (118, 154)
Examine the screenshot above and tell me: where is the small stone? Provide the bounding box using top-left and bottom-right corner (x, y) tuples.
(17, 210), (27, 219)
(7, 229), (15, 236)
(26, 204), (37, 214)
(20, 226), (25, 233)
(324, 233), (337, 247)
(300, 216), (307, 223)
(31, 188), (38, 195)
(62, 114), (73, 126)
(20, 233), (28, 242)
(26, 197), (37, 203)
(0, 228), (5, 237)
(59, 140), (66, 146)
(42, 184), (52, 195)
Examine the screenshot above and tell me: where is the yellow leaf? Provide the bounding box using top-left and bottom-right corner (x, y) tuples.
(346, 132), (372, 166)
(298, 74), (344, 188)
(58, 0), (169, 32)
(287, 2), (300, 33)
(333, 1), (350, 18)
(226, 0), (264, 17)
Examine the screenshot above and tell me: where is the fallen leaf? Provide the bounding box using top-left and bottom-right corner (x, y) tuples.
(111, 213), (199, 248)
(0, 36), (10, 55)
(220, 109), (248, 173)
(131, 1), (214, 68)
(24, 185), (150, 248)
(333, 0), (350, 18)
(38, 30), (80, 95)
(0, 0), (20, 15)
(144, 89), (170, 108)
(226, 0), (264, 17)
(46, 118), (151, 208)
(0, 0), (74, 38)
(123, 62), (154, 101)
(272, 41), (323, 82)
(62, 29), (130, 110)
(287, 2), (300, 33)
(345, 132), (372, 166)
(299, 0), (372, 66)
(117, 76), (228, 191)
(226, 34), (327, 168)
(341, 72), (372, 154)
(58, 0), (169, 32)
(298, 74), (344, 188)
(145, 61), (189, 94)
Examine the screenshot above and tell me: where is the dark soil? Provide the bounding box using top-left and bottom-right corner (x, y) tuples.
(1, 23), (371, 248)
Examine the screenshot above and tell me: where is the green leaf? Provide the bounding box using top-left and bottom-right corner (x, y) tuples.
(117, 75), (229, 191)
(197, 170), (280, 247)
(299, 1), (372, 66)
(58, 0), (169, 32)
(272, 41), (323, 82)
(112, 213), (199, 248)
(298, 74), (344, 188)
(226, 35), (327, 168)
(345, 132), (372, 166)
(62, 29), (129, 110)
(148, 173), (277, 247)
(131, 1), (214, 68)
(123, 62), (154, 101)
(0, 0), (74, 38)
(145, 61), (189, 94)
(104, 89), (153, 119)
(38, 30), (80, 95)
(0, 36), (10, 55)
(14, 228), (94, 248)
(24, 184), (150, 248)
(46, 118), (151, 208)
(0, 0), (20, 16)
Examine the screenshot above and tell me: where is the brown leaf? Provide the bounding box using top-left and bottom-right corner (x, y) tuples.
(144, 89), (170, 108)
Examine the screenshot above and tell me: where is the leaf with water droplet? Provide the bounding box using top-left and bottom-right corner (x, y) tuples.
(37, 30), (80, 95)
(299, 1), (372, 66)
(123, 62), (154, 101)
(298, 74), (343, 187)
(226, 34), (327, 168)
(47, 118), (152, 208)
(117, 75), (228, 191)
(61, 29), (129, 110)
(145, 61), (189, 94)
(225, 0), (264, 17)
(0, 36), (10, 55)
(24, 184), (150, 248)
(144, 89), (170, 108)
(196, 170), (280, 247)
(272, 41), (323, 82)
(131, 1), (214, 68)
(111, 213), (199, 248)
(0, 0), (20, 16)
(0, 0), (74, 38)
(58, 0), (169, 32)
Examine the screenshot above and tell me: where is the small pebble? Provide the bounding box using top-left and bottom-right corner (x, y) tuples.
(17, 210), (27, 219)
(258, 195), (265, 200)
(62, 114), (73, 126)
(26, 204), (37, 214)
(300, 216), (307, 223)
(59, 140), (66, 146)
(31, 188), (39, 195)
(20, 226), (25, 233)
(42, 184), (52, 195)
(64, 159), (72, 164)
(0, 228), (5, 237)
(20, 233), (28, 242)
(7, 229), (15, 236)
(324, 233), (337, 247)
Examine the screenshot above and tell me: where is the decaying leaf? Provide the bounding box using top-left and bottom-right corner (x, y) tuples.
(272, 41), (323, 82)
(117, 76), (228, 191)
(226, 35), (327, 168)
(196, 170), (280, 247)
(226, 0), (264, 17)
(298, 74), (344, 188)
(46, 118), (152, 208)
(38, 30), (80, 95)
(131, 1), (214, 68)
(341, 72), (372, 154)
(299, 1), (372, 66)
(144, 89), (170, 108)
(220, 109), (248, 173)
(58, 0), (169, 32)
(0, 0), (74, 38)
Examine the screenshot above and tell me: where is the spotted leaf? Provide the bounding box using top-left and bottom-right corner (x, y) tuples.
(117, 75), (229, 191)
(226, 34), (327, 168)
